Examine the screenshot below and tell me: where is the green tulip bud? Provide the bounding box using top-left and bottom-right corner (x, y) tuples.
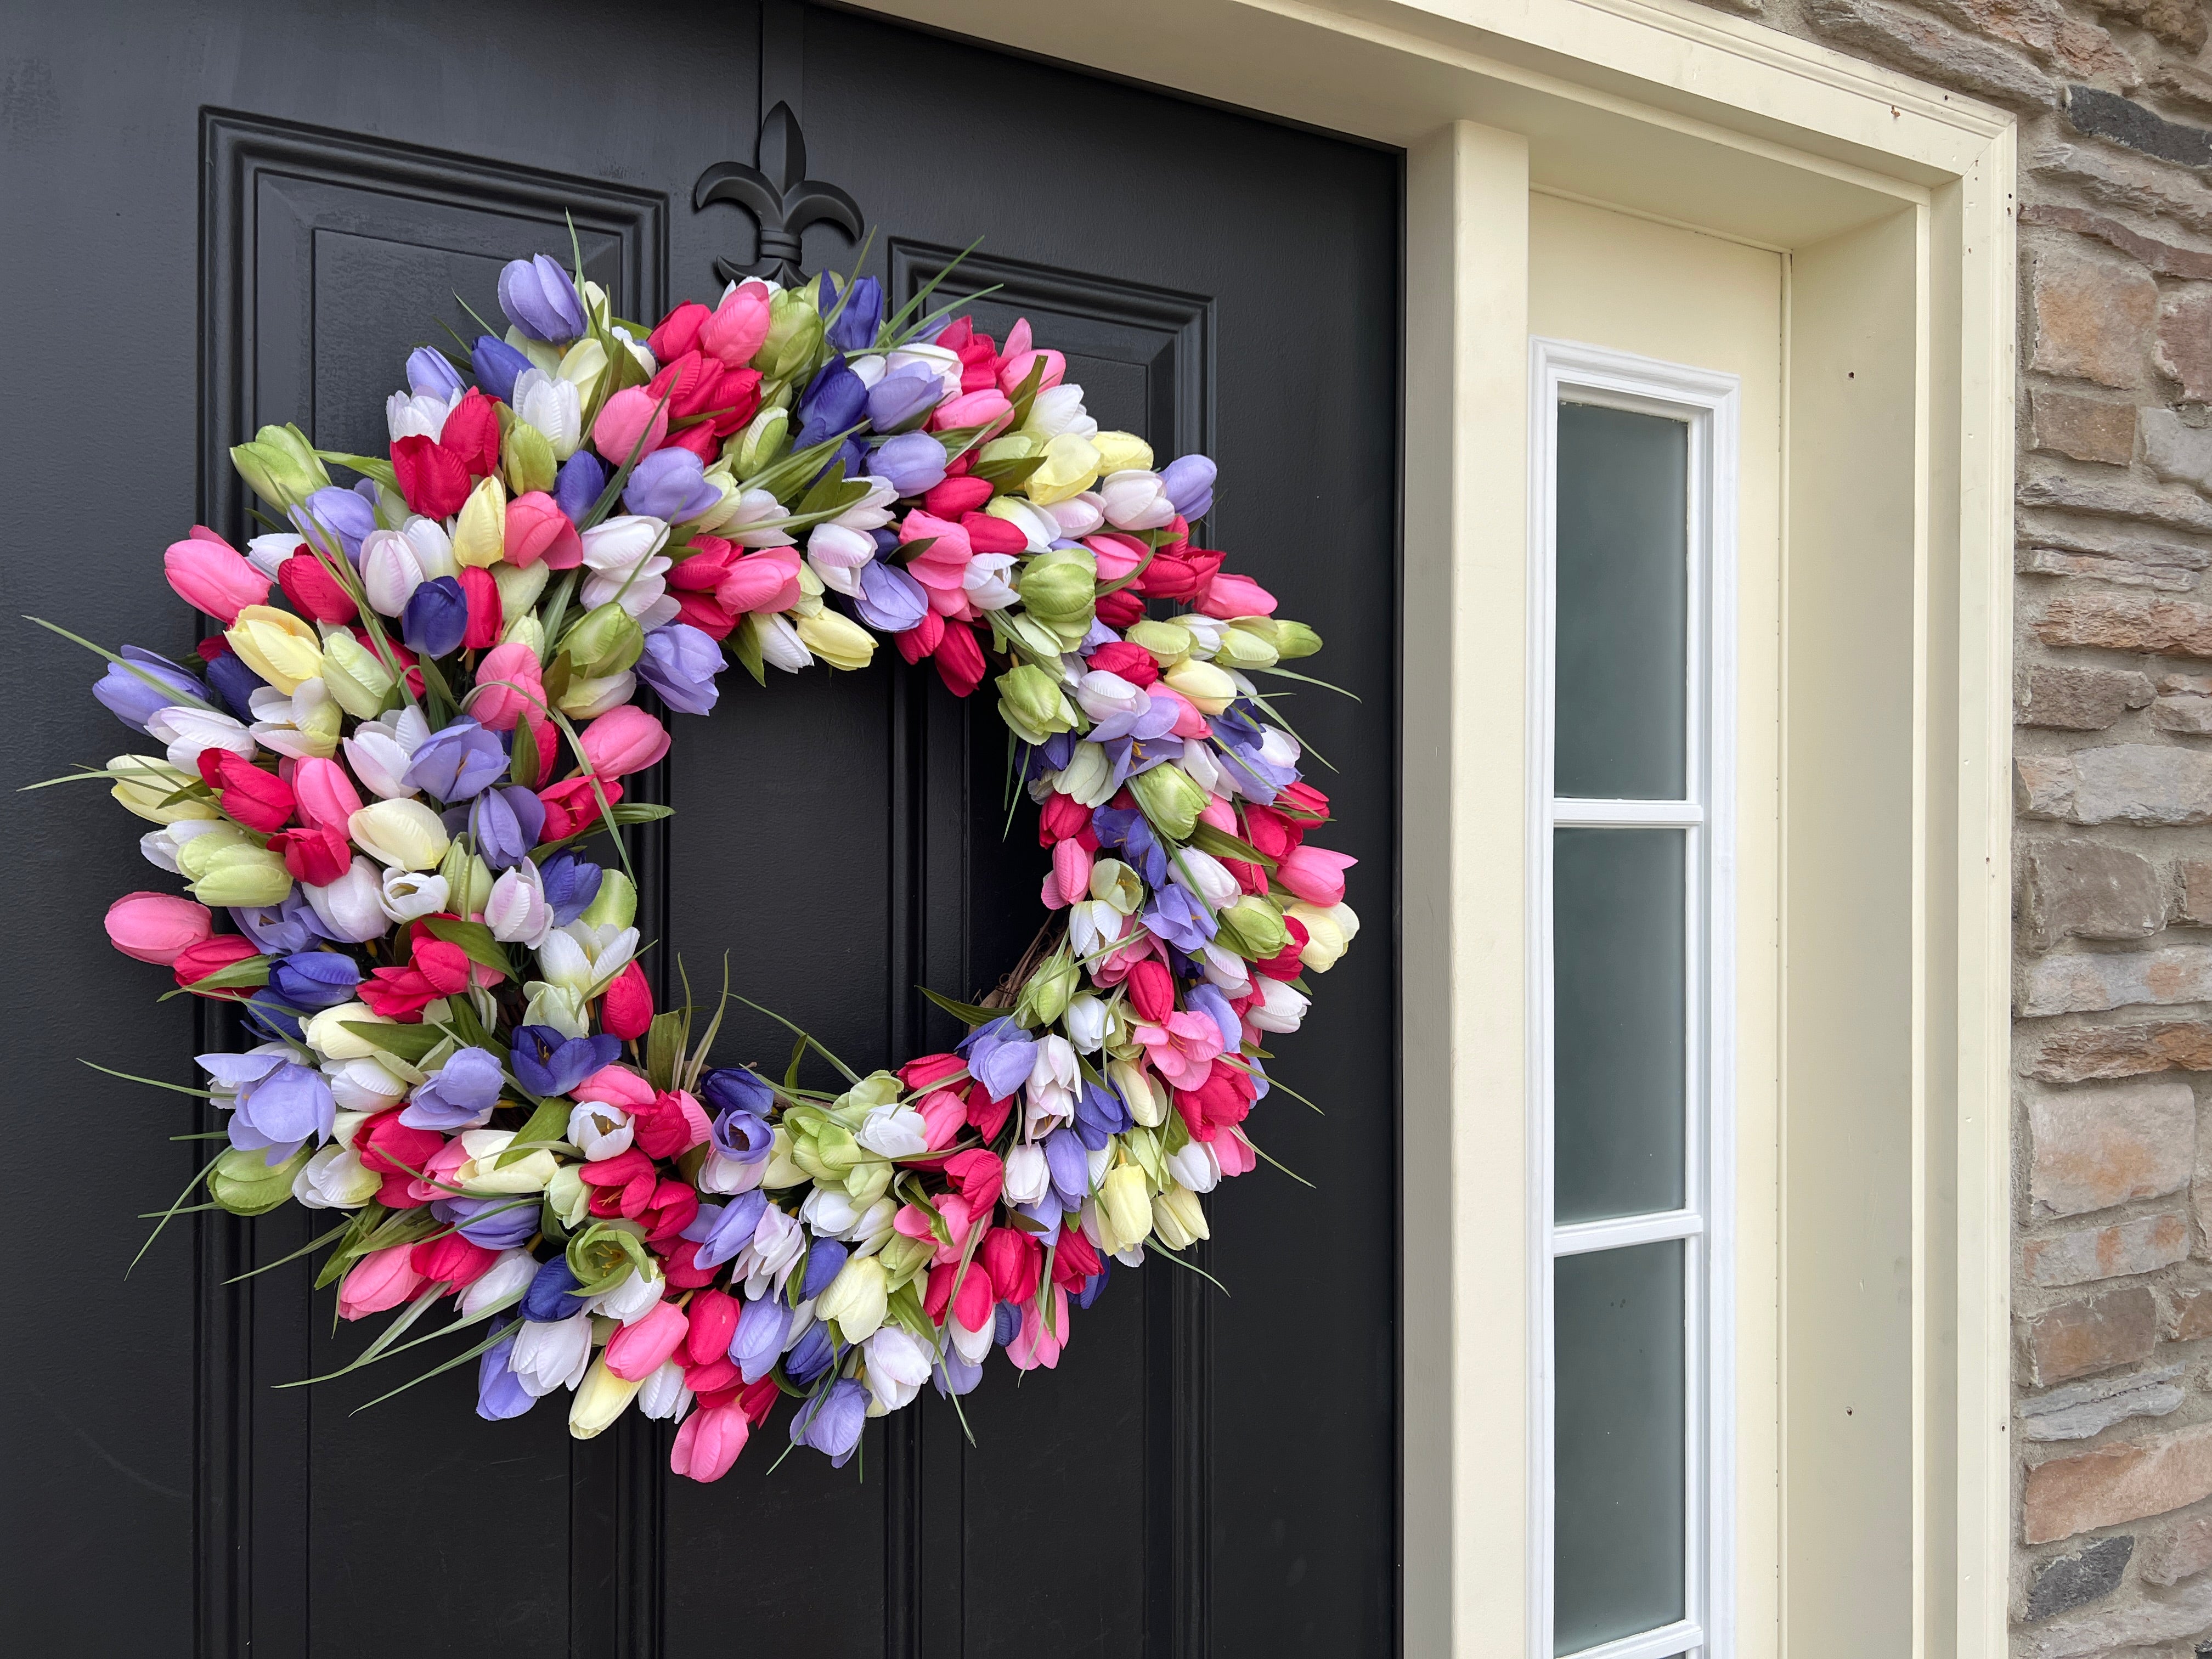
(580, 870), (636, 930)
(501, 613), (546, 657)
(502, 419), (557, 495)
(843, 1158), (893, 1207)
(877, 1231), (935, 1293)
(560, 601), (644, 677)
(1272, 619), (1323, 660)
(496, 565), (552, 627)
(183, 840), (294, 908)
(978, 432), (1041, 466)
(1215, 623), (1279, 671)
(228, 422), (329, 510)
(319, 628), (397, 719)
(757, 289), (824, 380)
(209, 1145), (309, 1216)
(438, 840), (494, 917)
(1001, 612), (1070, 664)
(1217, 894), (1292, 961)
(995, 662), (1077, 743)
(731, 405), (791, 478)
(565, 1219), (652, 1298)
(1018, 546), (1096, 628)
(1129, 761), (1207, 840)
(1126, 618), (1194, 668)
(1018, 949), (1078, 1026)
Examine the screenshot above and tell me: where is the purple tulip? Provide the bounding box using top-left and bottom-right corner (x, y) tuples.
(798, 1238), (849, 1303)
(434, 1194), (541, 1250)
(962, 1017), (1037, 1104)
(870, 431), (947, 498)
(1184, 982), (1242, 1051)
(1043, 1126), (1089, 1210)
(202, 650), (263, 721)
(853, 561), (929, 634)
(522, 1255), (584, 1322)
(555, 450), (607, 524)
(794, 1377), (868, 1465)
(231, 890), (334, 953)
(636, 622), (724, 716)
(825, 274), (883, 354)
(240, 996), (306, 1047)
(684, 1189), (769, 1271)
(1076, 1260), (1112, 1310)
(795, 358), (868, 452)
(94, 646), (211, 732)
(400, 1046), (505, 1131)
(499, 254), (588, 344)
(729, 1294), (791, 1384)
(408, 346), (465, 401)
(268, 951), (361, 1011)
(404, 717), (507, 802)
(1090, 806), (1170, 887)
(510, 1027), (620, 1098)
(1073, 1079), (1130, 1149)
(1016, 1197), (1064, 1243)
(1161, 454), (1217, 520)
(701, 1065), (773, 1118)
(710, 1107), (772, 1164)
(294, 486), (377, 562)
(471, 334), (534, 403)
(992, 1302), (1022, 1346)
(200, 1050), (335, 1164)
(783, 1321), (835, 1387)
(538, 851), (603, 925)
(402, 575), (469, 658)
(477, 1321), (538, 1420)
(622, 448), (722, 522)
(864, 364), (940, 432)
(934, 1351), (983, 1397)
(470, 785), (546, 871)
(1143, 884), (1216, 953)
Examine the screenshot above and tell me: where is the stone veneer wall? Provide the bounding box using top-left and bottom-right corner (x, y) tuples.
(1691, 0), (2212, 1649)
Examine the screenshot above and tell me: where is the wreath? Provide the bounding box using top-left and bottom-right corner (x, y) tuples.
(51, 241), (1358, 1481)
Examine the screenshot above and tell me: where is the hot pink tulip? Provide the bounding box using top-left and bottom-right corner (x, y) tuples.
(290, 757), (364, 832)
(574, 1063), (656, 1109)
(465, 641), (545, 732)
(698, 284), (772, 369)
(686, 1289), (740, 1365)
(669, 1401), (751, 1482)
(505, 492), (584, 569)
(1198, 572), (1278, 619)
(164, 527), (270, 623)
(1053, 840), (1093, 910)
(591, 386), (670, 465)
(605, 1300), (689, 1381)
(338, 1244), (425, 1321)
(579, 706), (670, 779)
(104, 891), (215, 964)
(1274, 845), (1356, 907)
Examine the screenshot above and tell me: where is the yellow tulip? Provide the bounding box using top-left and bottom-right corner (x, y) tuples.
(1090, 430), (1154, 474)
(1152, 1183), (1211, 1250)
(348, 798), (451, 871)
(1024, 432), (1102, 506)
(568, 1357), (643, 1440)
(319, 629), (396, 719)
(816, 1253), (888, 1344)
(1163, 657), (1238, 715)
(1097, 1164), (1154, 1254)
(1286, 900), (1360, 973)
(795, 608), (877, 670)
(304, 1001), (393, 1060)
(183, 840), (294, 907)
(452, 474), (507, 567)
(107, 753), (217, 825)
(225, 605), (324, 695)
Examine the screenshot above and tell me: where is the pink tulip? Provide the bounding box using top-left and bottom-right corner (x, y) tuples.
(928, 390), (1012, 436)
(605, 1300), (689, 1381)
(1198, 572), (1277, 619)
(579, 706), (669, 779)
(716, 548), (802, 614)
(669, 1401), (751, 1482)
(291, 757), (364, 832)
(574, 1063), (656, 1109)
(591, 386), (670, 465)
(1197, 792), (1238, 836)
(997, 347), (1065, 396)
(1007, 1285), (1070, 1372)
(1085, 533), (1149, 583)
(698, 284), (772, 369)
(164, 527), (270, 623)
(1133, 1011), (1224, 1092)
(1216, 1128), (1258, 1178)
(918, 1090), (967, 1151)
(465, 641), (545, 732)
(338, 1244), (425, 1321)
(1274, 845), (1356, 907)
(505, 492), (584, 569)
(1053, 840), (1093, 910)
(104, 891), (215, 964)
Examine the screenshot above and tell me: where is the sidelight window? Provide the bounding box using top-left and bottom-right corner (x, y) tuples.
(1528, 340), (1740, 1659)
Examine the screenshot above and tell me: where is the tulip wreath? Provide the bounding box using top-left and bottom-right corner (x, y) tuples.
(45, 240), (1357, 1480)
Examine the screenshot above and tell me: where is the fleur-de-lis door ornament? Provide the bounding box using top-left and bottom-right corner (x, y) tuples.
(692, 102), (864, 288)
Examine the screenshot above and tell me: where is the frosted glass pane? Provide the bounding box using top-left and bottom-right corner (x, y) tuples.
(1554, 1242), (1688, 1655)
(1553, 828), (1686, 1223)
(1555, 401), (1688, 799)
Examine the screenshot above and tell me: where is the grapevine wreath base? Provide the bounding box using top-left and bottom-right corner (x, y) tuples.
(57, 242), (1358, 1480)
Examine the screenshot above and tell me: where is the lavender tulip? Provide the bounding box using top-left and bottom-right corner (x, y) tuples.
(200, 1050), (335, 1163)
(1184, 981), (1242, 1051)
(294, 486), (377, 562)
(853, 561), (929, 634)
(864, 363), (939, 432)
(1161, 453), (1217, 520)
(636, 622), (724, 716)
(992, 1302), (1022, 1346)
(401, 575), (469, 658)
(94, 647), (211, 732)
(477, 1321), (538, 1420)
(825, 274), (883, 353)
(231, 889), (333, 953)
(1143, 883), (1216, 953)
(798, 1238), (849, 1303)
(522, 1255), (585, 1323)
(728, 1294), (791, 1384)
(510, 1026), (620, 1098)
(933, 1351), (983, 1397)
(794, 358), (867, 452)
(870, 431), (947, 497)
(408, 346), (465, 400)
(435, 1194), (541, 1250)
(684, 1189), (768, 1271)
(622, 448), (722, 522)
(471, 334), (534, 403)
(403, 717), (507, 802)
(793, 1377), (868, 1465)
(400, 1046), (505, 1130)
(538, 851), (603, 925)
(555, 450), (607, 524)
(1073, 1079), (1131, 1149)
(1043, 1126), (1090, 1210)
(268, 951), (361, 1011)
(962, 1017), (1038, 1103)
(469, 785), (546, 871)
(499, 254), (588, 343)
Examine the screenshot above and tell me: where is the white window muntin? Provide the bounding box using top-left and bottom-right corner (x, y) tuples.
(1526, 337), (1740, 1659)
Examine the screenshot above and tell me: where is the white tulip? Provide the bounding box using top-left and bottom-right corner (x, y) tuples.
(854, 1104), (929, 1158)
(863, 1326), (932, 1413)
(303, 859), (391, 944)
(1248, 977), (1311, 1035)
(509, 1315), (592, 1396)
(484, 861), (554, 949)
(461, 1249), (538, 1317)
(636, 1359), (694, 1424)
(146, 704), (256, 769)
(377, 866), (449, 924)
(1002, 1142), (1051, 1207)
(567, 1100), (635, 1161)
(595, 1264), (664, 1325)
(247, 532), (306, 579)
(509, 368), (582, 459)
(386, 386), (460, 443)
(293, 1143), (380, 1209)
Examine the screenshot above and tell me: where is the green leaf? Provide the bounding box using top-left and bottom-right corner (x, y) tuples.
(315, 450), (400, 490)
(1190, 822), (1277, 870)
(969, 453), (1046, 488)
(608, 803), (674, 826)
(419, 916), (515, 979)
(645, 1009), (685, 1091)
(1003, 354), (1049, 433)
(24, 616), (222, 715)
(509, 719), (541, 788)
(918, 985), (998, 1029)
(499, 1097), (571, 1169)
(340, 1020), (447, 1065)
(732, 619), (766, 687)
(160, 954), (271, 997)
(743, 429), (855, 504)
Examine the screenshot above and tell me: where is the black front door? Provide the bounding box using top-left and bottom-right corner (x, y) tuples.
(2, 4), (1400, 1653)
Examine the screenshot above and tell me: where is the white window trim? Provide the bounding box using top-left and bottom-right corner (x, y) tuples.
(1526, 337), (1741, 1659)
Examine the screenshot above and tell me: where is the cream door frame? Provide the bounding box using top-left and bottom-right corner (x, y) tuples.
(847, 3), (2017, 1654)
